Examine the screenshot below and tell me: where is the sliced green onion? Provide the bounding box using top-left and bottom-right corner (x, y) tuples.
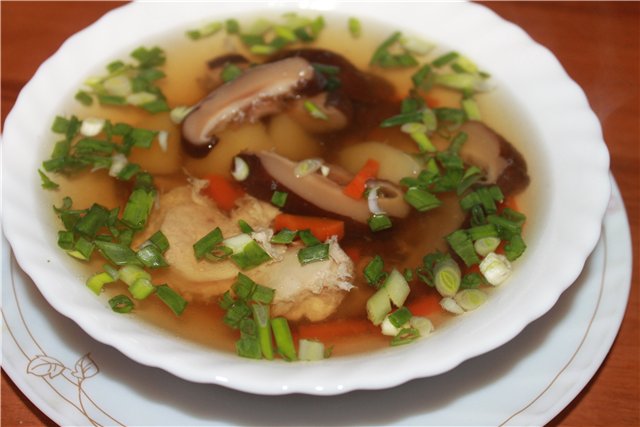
(383, 268), (410, 307)
(479, 252), (512, 286)
(433, 257), (461, 297)
(366, 286), (392, 326)
(455, 289), (487, 311)
(170, 105), (195, 124)
(409, 316), (434, 337)
(297, 243), (330, 265)
(186, 21), (223, 40)
(118, 264), (151, 286)
(271, 190), (288, 208)
(146, 230), (170, 253)
(95, 241), (140, 266)
(122, 188), (154, 230)
(363, 255), (387, 288)
(136, 244), (168, 268)
(440, 296), (464, 315)
(404, 187), (442, 212)
(230, 240), (272, 270)
(74, 203), (110, 238)
(388, 306), (413, 328)
(380, 111), (423, 128)
(270, 228), (297, 245)
(474, 237), (501, 257)
(400, 35), (434, 56)
(221, 63), (243, 82)
(155, 284), (188, 315)
(232, 273), (256, 300)
(294, 158), (323, 177)
(446, 230), (480, 267)
(368, 214), (392, 232)
(252, 303), (274, 360)
(224, 300), (252, 328)
(390, 328), (420, 346)
(38, 169), (59, 190)
(432, 51), (459, 67)
(109, 295), (134, 313)
(504, 234), (527, 261)
(348, 17), (361, 38)
(410, 131), (436, 153)
(238, 219), (254, 234)
(128, 277), (156, 300)
(449, 131), (468, 154)
(193, 227), (224, 259)
(272, 317), (297, 361)
(422, 109), (438, 131)
(298, 229), (321, 246)
(57, 230), (74, 250)
(298, 339), (326, 361)
(461, 272), (485, 289)
(236, 336), (262, 359)
(250, 44), (278, 55)
(303, 100), (329, 120)
(251, 284), (275, 304)
(457, 166), (483, 195)
(462, 98), (482, 121)
(86, 271), (115, 295)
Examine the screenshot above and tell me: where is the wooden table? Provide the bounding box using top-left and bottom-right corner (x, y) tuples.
(2, 2), (638, 426)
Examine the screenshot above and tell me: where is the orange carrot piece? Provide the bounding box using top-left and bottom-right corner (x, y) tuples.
(343, 158), (380, 200)
(343, 246), (362, 264)
(273, 213), (345, 241)
(407, 292), (442, 317)
(204, 174), (245, 211)
(297, 318), (378, 343)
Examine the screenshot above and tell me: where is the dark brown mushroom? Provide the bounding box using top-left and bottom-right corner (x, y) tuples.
(181, 57), (316, 157)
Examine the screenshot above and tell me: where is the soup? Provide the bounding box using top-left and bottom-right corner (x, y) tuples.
(40, 13), (530, 360)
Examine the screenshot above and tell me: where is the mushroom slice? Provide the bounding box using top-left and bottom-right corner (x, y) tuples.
(182, 57), (316, 155)
(237, 150), (410, 224)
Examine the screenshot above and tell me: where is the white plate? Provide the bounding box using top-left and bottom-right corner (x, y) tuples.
(1, 177), (631, 426)
(1, 1), (611, 394)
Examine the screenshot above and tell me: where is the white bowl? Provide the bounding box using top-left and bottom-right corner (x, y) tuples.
(1, 1), (610, 395)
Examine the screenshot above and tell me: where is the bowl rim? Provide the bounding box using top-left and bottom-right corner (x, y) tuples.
(1, 1), (610, 395)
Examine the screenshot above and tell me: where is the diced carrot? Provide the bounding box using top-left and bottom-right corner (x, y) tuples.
(273, 213), (345, 241)
(204, 174), (245, 211)
(297, 318), (378, 343)
(343, 158), (380, 200)
(406, 292), (442, 317)
(499, 195), (520, 212)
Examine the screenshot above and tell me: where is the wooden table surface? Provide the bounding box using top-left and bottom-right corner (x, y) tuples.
(1, 2), (638, 426)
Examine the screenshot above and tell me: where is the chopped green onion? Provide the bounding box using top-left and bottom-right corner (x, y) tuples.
(462, 98), (482, 121)
(383, 268), (410, 307)
(220, 63), (243, 82)
(170, 105), (195, 124)
(38, 169), (59, 189)
(136, 244), (169, 268)
(223, 300), (252, 328)
(238, 219), (254, 234)
(270, 228), (297, 245)
(380, 111), (423, 128)
(504, 234), (527, 261)
(251, 284), (275, 305)
(440, 296), (464, 315)
(95, 241), (141, 265)
(487, 215), (522, 238)
(271, 190), (288, 208)
(474, 237), (501, 257)
(479, 252), (512, 286)
(298, 229), (321, 246)
(109, 295), (134, 313)
(230, 240), (272, 270)
(449, 131), (468, 154)
(422, 109), (438, 131)
(433, 257), (461, 297)
(252, 303), (274, 360)
(400, 35), (434, 56)
(404, 187), (442, 212)
(75, 90), (93, 106)
(232, 273), (256, 300)
(348, 17), (361, 38)
(155, 284), (187, 315)
(86, 271), (115, 295)
(225, 18), (240, 34)
(186, 21), (223, 40)
(118, 264), (151, 286)
(370, 31), (401, 66)
(236, 336), (262, 359)
(390, 328), (420, 346)
(457, 166), (483, 195)
(461, 272), (485, 289)
(455, 289), (487, 311)
(74, 203), (110, 238)
(303, 100), (329, 120)
(298, 339), (326, 361)
(446, 230), (480, 267)
(366, 286), (392, 325)
(368, 214), (392, 232)
(364, 255), (387, 288)
(272, 317), (297, 361)
(432, 51), (459, 67)
(128, 277), (156, 300)
(388, 306), (413, 328)
(297, 243), (330, 265)
(412, 64), (433, 90)
(409, 316), (434, 337)
(193, 227), (224, 259)
(57, 230), (74, 250)
(410, 131), (436, 152)
(145, 230), (170, 253)
(121, 189), (154, 230)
